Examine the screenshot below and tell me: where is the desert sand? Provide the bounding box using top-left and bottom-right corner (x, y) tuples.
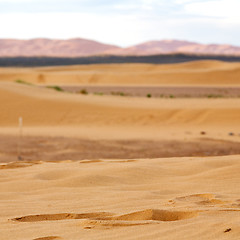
(0, 60), (240, 239)
(1, 60), (240, 86)
(1, 156), (240, 240)
(0, 79), (240, 138)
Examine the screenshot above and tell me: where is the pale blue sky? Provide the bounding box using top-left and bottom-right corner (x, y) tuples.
(0, 0), (239, 46)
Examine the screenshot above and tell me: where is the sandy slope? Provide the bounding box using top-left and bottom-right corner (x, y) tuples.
(1, 60), (240, 86)
(0, 82), (240, 140)
(1, 62), (240, 239)
(0, 155), (240, 240)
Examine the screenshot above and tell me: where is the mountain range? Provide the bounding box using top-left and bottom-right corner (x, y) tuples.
(0, 38), (240, 57)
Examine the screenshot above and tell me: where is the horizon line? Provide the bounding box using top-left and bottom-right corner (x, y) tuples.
(0, 37), (239, 48)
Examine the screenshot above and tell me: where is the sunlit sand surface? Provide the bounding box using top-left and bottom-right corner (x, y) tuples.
(1, 156), (240, 239)
(1, 60), (240, 86)
(0, 60), (240, 239)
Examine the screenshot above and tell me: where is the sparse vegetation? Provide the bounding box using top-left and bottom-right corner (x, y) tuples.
(46, 85), (64, 92)
(15, 79), (33, 85)
(111, 91), (127, 96)
(147, 93), (152, 98)
(158, 94), (176, 98)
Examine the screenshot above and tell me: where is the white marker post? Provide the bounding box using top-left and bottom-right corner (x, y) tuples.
(18, 117), (23, 160)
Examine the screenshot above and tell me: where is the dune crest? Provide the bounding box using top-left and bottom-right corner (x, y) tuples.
(1, 61), (240, 85)
(0, 82), (239, 141)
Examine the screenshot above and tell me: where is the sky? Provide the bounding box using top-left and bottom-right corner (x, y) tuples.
(0, 0), (239, 47)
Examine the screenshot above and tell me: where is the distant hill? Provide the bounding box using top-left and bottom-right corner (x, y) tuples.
(107, 40), (240, 56)
(0, 38), (240, 57)
(0, 38), (120, 57)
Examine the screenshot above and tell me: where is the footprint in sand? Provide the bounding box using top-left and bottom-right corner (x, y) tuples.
(81, 209), (199, 228)
(12, 209), (199, 229)
(111, 209), (199, 222)
(13, 212), (113, 222)
(82, 220), (151, 229)
(175, 193), (226, 205)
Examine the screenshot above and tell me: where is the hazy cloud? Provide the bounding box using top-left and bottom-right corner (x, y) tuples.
(0, 0), (239, 46)
(184, 0), (239, 16)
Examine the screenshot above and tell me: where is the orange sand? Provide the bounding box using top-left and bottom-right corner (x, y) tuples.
(0, 156), (240, 239)
(0, 60), (240, 86)
(0, 61), (240, 240)
(0, 82), (240, 141)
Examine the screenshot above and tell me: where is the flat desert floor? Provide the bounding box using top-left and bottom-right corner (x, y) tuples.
(0, 61), (240, 240)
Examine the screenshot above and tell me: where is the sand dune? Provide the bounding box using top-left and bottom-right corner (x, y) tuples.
(0, 81), (240, 140)
(1, 60), (240, 86)
(1, 155), (240, 239)
(1, 62), (240, 240)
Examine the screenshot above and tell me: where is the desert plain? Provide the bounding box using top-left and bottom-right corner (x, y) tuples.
(0, 60), (240, 240)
